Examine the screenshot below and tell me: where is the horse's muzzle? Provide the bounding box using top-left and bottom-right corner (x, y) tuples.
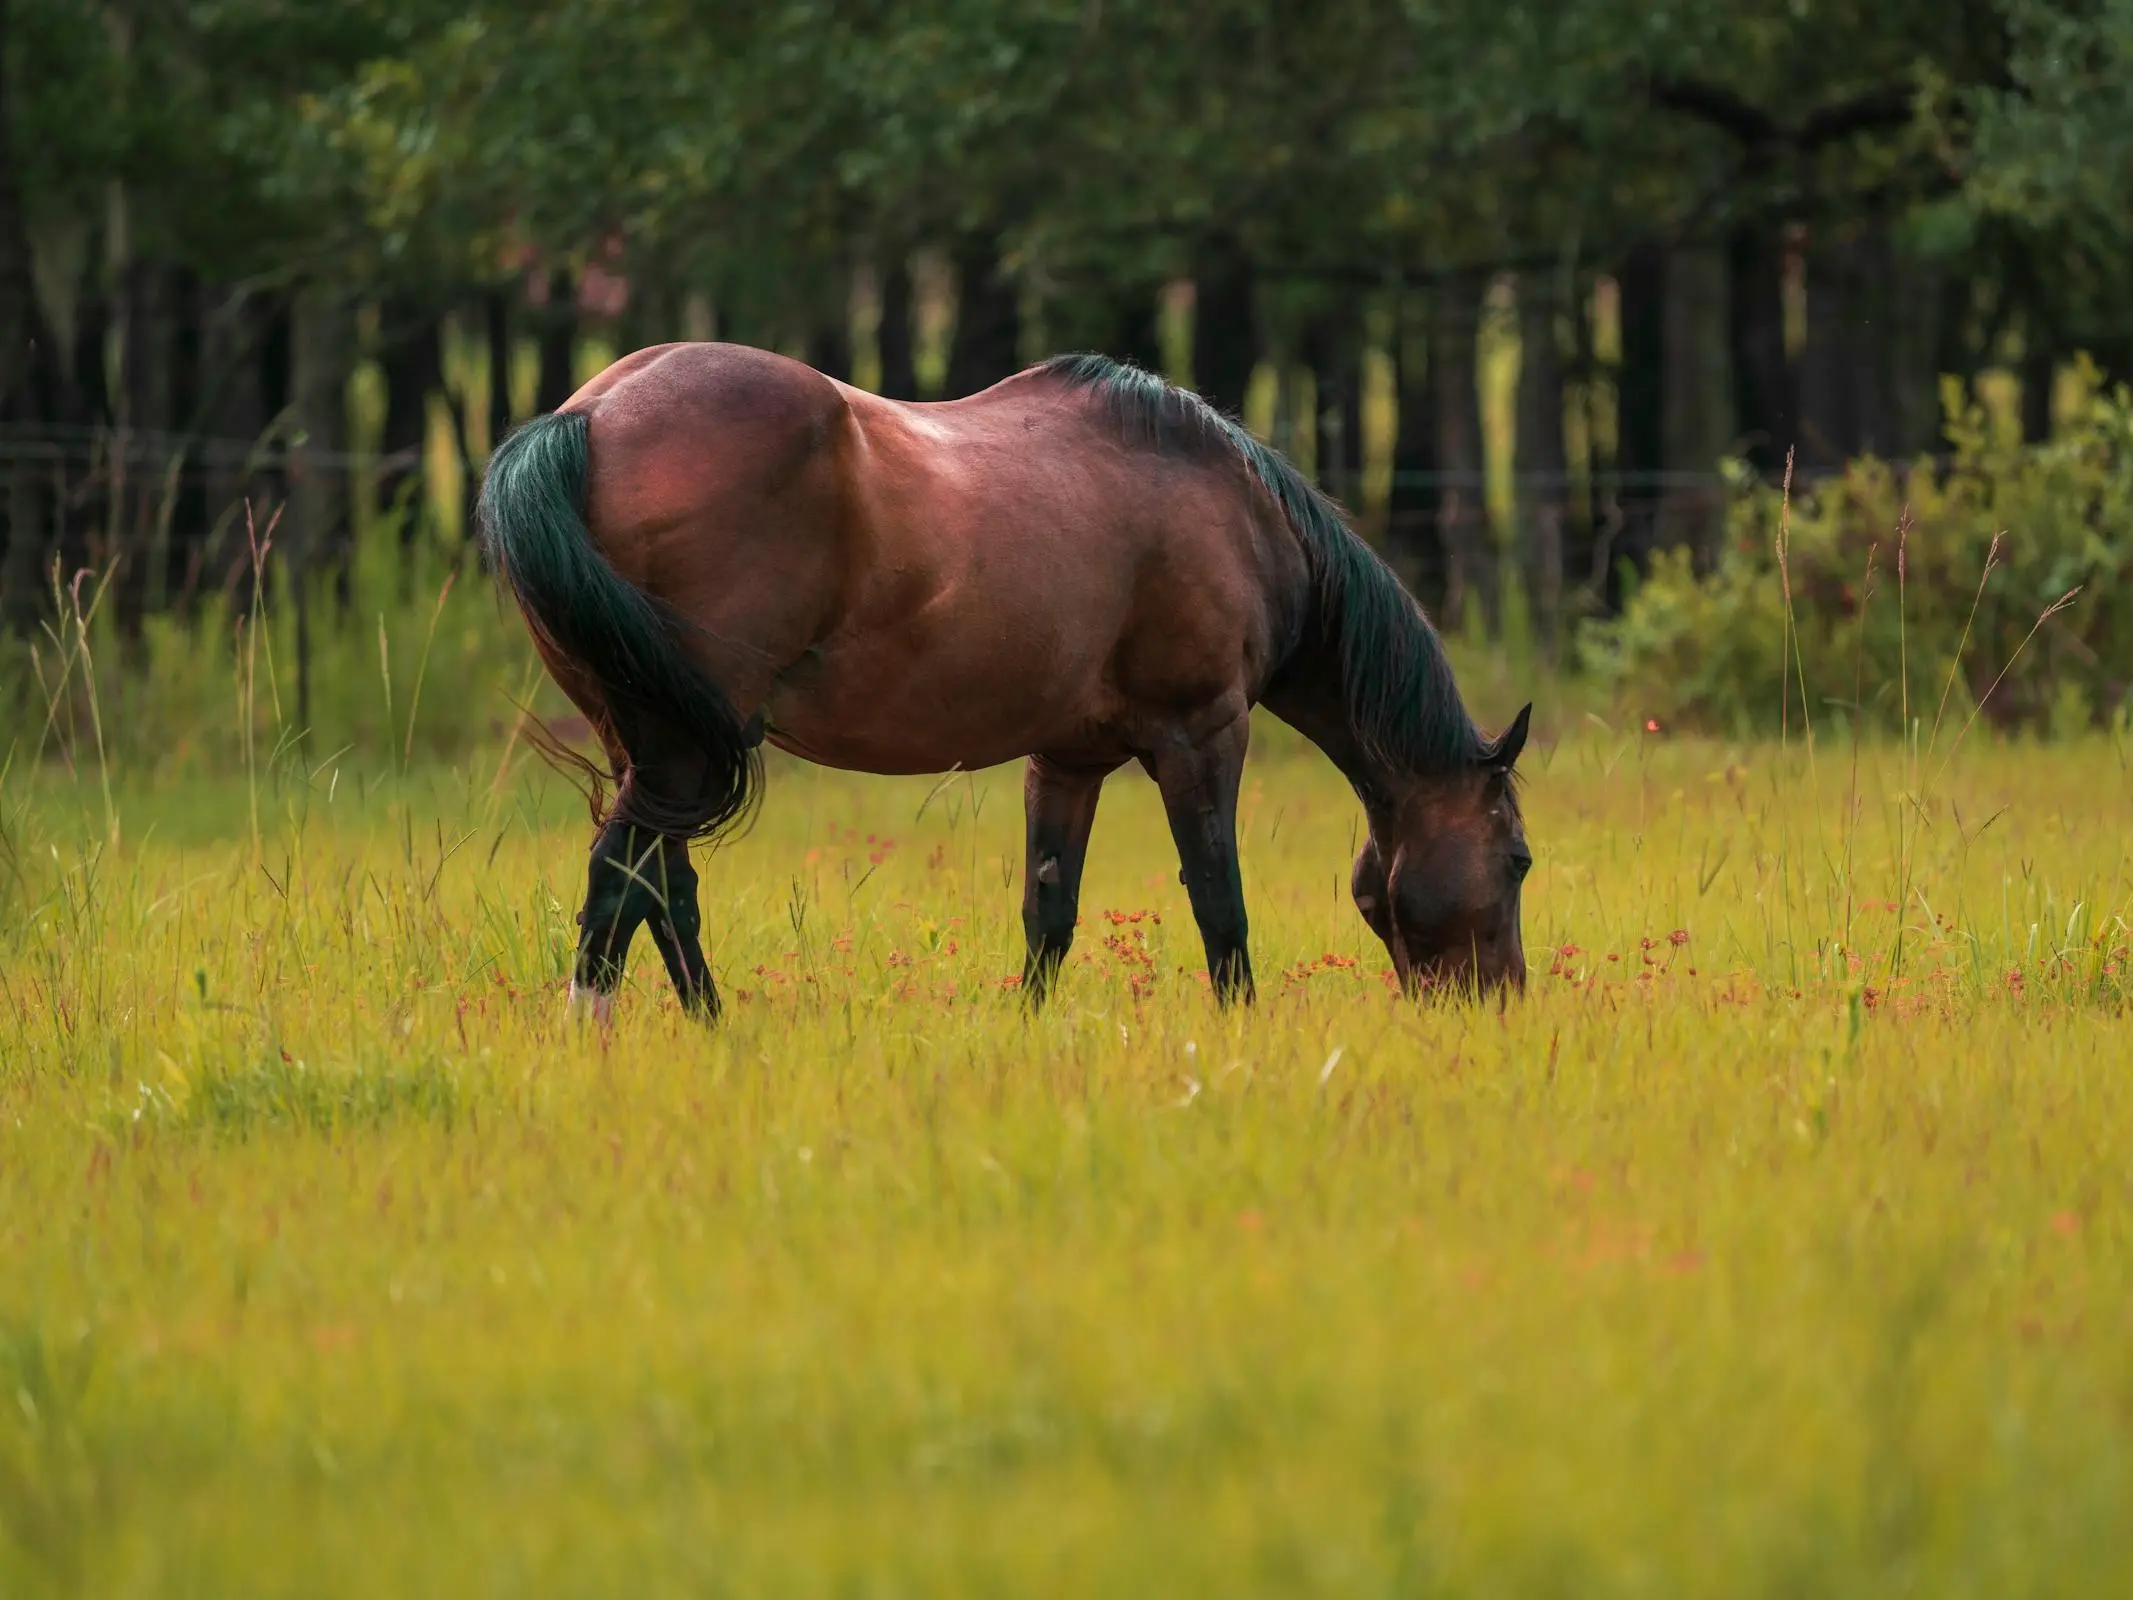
(1395, 947), (1527, 999)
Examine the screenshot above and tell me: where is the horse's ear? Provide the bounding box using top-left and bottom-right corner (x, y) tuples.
(1483, 703), (1532, 771)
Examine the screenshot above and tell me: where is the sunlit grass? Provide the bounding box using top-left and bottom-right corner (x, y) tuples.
(2, 714), (2130, 1594)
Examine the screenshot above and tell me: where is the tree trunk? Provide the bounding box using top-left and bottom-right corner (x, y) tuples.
(807, 319), (852, 382)
(1305, 310), (1360, 507)
(2020, 320), (2055, 444)
(0, 0), (33, 417)
(1192, 246), (1255, 416)
(259, 293), (292, 427)
(0, 0), (64, 629)
(186, 286), (262, 606)
(485, 289), (514, 446)
(226, 291), (292, 614)
(1388, 297), (1442, 606)
(1430, 273), (1493, 635)
(1108, 285), (1164, 374)
(1615, 244), (1666, 602)
(163, 267), (207, 610)
(2082, 329), (2133, 404)
(613, 268), (667, 356)
(1515, 271), (1567, 654)
(1889, 247), (1944, 457)
(535, 271), (577, 414)
(1798, 225), (1859, 472)
(62, 224), (111, 608)
(379, 299), (443, 543)
(289, 283), (351, 734)
(1342, 352), (1370, 529)
(1728, 220), (1794, 476)
(1564, 275), (1603, 605)
(877, 258), (917, 399)
(946, 241), (1021, 398)
(107, 256), (174, 633)
(120, 260), (171, 435)
(1850, 219), (1896, 458)
(1660, 244), (1731, 564)
(70, 219), (110, 427)
(289, 286), (348, 555)
(807, 272), (853, 382)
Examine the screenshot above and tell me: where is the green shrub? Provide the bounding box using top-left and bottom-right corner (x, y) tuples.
(1582, 371), (2133, 737)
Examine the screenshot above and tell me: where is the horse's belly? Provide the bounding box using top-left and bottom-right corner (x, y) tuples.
(761, 715), (1062, 776)
(762, 726), (1026, 776)
(761, 641), (1116, 776)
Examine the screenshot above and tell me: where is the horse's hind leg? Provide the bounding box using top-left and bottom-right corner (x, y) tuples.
(572, 822), (719, 1022)
(1020, 758), (1113, 1007)
(1148, 714), (1254, 1006)
(570, 821), (651, 1023)
(641, 834), (717, 1018)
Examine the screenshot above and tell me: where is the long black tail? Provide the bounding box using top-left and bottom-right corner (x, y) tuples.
(478, 410), (761, 840)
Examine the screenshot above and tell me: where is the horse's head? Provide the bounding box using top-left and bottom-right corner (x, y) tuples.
(1351, 704), (1532, 997)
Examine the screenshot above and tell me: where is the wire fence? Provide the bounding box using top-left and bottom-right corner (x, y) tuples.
(1, 422), (1807, 635)
(0, 425), (452, 634)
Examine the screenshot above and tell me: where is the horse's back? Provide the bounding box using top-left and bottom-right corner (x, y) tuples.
(844, 375), (1289, 724)
(559, 343), (1294, 772)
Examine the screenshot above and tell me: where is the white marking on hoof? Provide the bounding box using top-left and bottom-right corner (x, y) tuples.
(567, 981), (615, 1026)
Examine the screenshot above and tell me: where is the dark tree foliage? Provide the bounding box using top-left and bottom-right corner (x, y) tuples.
(0, 0), (2114, 635)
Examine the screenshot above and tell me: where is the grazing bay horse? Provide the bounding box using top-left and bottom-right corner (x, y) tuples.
(479, 345), (1532, 1020)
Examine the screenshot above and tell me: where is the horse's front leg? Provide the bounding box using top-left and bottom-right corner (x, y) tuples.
(1149, 714), (1254, 1006)
(1020, 757), (1113, 1008)
(572, 821), (719, 1022)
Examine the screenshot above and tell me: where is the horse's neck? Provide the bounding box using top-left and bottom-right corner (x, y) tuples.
(1260, 632), (1400, 812)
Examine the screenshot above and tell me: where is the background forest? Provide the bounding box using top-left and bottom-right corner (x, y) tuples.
(5, 1), (2133, 735)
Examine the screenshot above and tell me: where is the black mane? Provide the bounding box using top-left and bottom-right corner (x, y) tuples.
(1038, 352), (1483, 776)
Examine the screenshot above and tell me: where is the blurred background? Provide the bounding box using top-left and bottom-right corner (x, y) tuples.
(3, 1), (2130, 763)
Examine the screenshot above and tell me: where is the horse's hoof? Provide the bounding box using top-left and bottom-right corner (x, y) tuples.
(567, 980), (615, 1026)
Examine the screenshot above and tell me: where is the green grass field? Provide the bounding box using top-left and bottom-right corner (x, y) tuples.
(3, 702), (2131, 1595)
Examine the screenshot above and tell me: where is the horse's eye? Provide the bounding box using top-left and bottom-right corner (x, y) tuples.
(1508, 847), (1533, 881)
